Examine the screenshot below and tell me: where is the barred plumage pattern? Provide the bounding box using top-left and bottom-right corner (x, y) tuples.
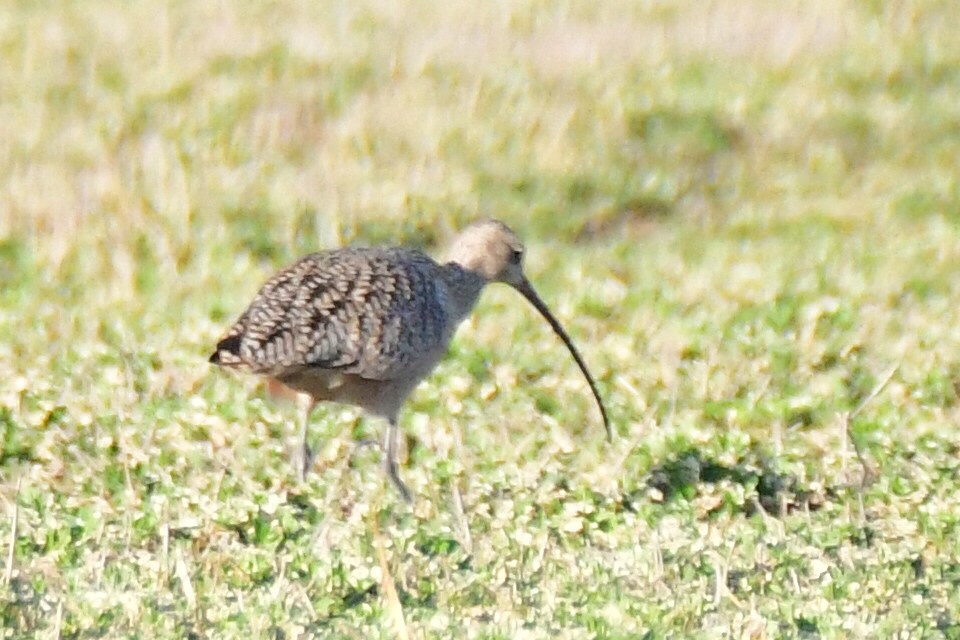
(211, 247), (454, 382)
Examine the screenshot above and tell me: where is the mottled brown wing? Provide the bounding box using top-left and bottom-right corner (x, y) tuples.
(210, 247), (450, 381)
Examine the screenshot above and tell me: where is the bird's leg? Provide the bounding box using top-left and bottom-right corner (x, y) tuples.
(382, 419), (411, 503)
(296, 395), (316, 481)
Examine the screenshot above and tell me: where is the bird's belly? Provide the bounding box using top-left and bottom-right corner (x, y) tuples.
(273, 349), (446, 420)
(274, 369), (344, 399)
(274, 370), (380, 410)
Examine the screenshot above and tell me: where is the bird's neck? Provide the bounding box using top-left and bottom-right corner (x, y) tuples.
(441, 262), (488, 322)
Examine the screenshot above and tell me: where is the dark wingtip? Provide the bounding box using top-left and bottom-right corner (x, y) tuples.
(209, 334), (242, 367)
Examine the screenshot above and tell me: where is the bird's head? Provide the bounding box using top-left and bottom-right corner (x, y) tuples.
(446, 219), (526, 286)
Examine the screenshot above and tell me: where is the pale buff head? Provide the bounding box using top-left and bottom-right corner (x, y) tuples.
(446, 219), (526, 286)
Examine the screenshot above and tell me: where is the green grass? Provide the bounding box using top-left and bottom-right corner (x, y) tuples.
(3, 0), (960, 637)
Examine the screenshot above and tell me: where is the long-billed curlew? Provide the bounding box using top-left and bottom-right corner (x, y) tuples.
(209, 219), (611, 501)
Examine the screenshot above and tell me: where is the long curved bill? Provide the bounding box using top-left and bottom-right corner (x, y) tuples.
(513, 278), (613, 441)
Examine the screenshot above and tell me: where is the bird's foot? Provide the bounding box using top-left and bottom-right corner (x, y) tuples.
(383, 458), (413, 504)
(381, 421), (412, 503)
(296, 443), (315, 482)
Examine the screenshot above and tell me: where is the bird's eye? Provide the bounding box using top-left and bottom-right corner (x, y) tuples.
(511, 248), (523, 263)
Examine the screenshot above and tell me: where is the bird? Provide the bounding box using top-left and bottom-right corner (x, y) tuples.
(209, 219), (611, 501)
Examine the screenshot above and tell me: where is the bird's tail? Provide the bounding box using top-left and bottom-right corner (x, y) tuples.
(209, 334), (246, 368)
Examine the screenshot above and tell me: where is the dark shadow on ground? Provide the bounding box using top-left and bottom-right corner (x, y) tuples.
(643, 447), (828, 517)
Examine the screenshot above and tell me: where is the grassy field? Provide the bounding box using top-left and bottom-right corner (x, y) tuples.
(3, 0), (960, 637)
